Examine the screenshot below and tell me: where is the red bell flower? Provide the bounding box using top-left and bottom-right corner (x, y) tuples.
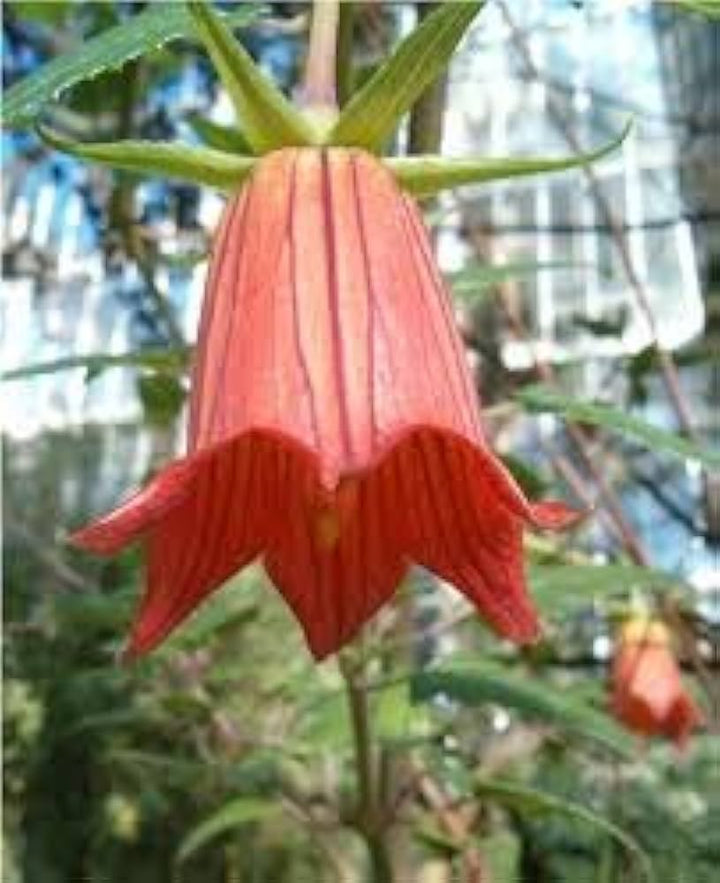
(611, 618), (703, 748)
(72, 147), (578, 660)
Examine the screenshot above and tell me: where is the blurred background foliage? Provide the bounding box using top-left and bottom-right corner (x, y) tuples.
(3, 1), (719, 881)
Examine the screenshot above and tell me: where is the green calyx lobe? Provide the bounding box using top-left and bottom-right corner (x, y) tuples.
(37, 0), (630, 197)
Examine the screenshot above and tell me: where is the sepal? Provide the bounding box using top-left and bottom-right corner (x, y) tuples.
(38, 126), (256, 190)
(187, 0), (317, 153)
(327, 1), (484, 151)
(387, 121), (632, 196)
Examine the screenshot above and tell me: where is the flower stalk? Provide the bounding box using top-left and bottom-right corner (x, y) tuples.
(300, 0), (341, 121)
(340, 649), (394, 883)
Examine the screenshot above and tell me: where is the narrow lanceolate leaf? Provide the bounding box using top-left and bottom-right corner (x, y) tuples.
(2, 3), (261, 130)
(389, 122), (631, 196)
(411, 663), (634, 756)
(328, 1), (484, 151)
(516, 384), (720, 470)
(187, 0), (316, 153)
(450, 262), (584, 301)
(475, 779), (654, 882)
(177, 798), (281, 863)
(2, 348), (190, 382)
(38, 127), (255, 190)
(529, 562), (680, 616)
(671, 0), (720, 17)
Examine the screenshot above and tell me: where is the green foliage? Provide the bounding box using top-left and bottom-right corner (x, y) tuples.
(528, 562), (681, 617)
(516, 385), (720, 469)
(475, 778), (655, 881)
(328, 1), (485, 150)
(187, 0), (316, 153)
(2, 347), (190, 383)
(177, 797), (282, 863)
(519, 741), (720, 883)
(38, 128), (256, 190)
(388, 121), (631, 196)
(500, 453), (549, 499)
(670, 0), (720, 17)
(411, 662), (635, 756)
(185, 114), (253, 154)
(136, 373), (187, 428)
(2, 3), (261, 130)
(450, 261), (584, 302)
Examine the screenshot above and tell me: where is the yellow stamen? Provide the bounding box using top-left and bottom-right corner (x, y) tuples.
(316, 506), (341, 549)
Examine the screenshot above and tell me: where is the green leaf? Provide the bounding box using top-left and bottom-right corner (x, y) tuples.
(38, 127), (255, 190)
(53, 589), (135, 632)
(2, 2), (261, 130)
(328, 1), (484, 151)
(450, 261), (583, 301)
(516, 384), (720, 470)
(11, 1), (72, 25)
(414, 821), (464, 857)
(187, 0), (316, 153)
(475, 778), (655, 882)
(297, 691), (352, 753)
(164, 575), (260, 651)
(500, 453), (548, 499)
(411, 662), (634, 756)
(177, 798), (280, 863)
(481, 830), (521, 883)
(670, 0), (720, 17)
(388, 122), (631, 196)
(136, 373), (186, 428)
(529, 562), (680, 616)
(185, 113), (252, 153)
(2, 348), (190, 382)
(375, 681), (431, 744)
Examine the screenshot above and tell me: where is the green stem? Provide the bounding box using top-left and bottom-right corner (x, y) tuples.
(336, 1), (355, 107)
(113, 60), (184, 347)
(407, 3), (448, 156)
(340, 650), (394, 883)
(367, 835), (394, 883)
(301, 0), (340, 112)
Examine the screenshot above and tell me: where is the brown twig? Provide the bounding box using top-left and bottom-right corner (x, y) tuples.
(409, 757), (488, 883)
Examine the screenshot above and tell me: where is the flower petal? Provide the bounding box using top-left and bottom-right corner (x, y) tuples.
(265, 463), (407, 659)
(125, 432), (313, 657)
(69, 458), (199, 555)
(380, 428), (541, 642)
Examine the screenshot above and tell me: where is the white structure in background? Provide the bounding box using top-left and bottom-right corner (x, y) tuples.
(439, 0), (703, 372)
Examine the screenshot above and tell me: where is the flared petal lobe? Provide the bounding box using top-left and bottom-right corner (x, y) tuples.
(612, 619), (703, 748)
(72, 146), (579, 660)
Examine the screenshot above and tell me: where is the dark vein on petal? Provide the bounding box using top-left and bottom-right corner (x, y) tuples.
(399, 199), (482, 436)
(144, 453), (219, 646)
(352, 172), (403, 437)
(350, 155), (377, 451)
(321, 150), (353, 465)
(289, 155), (322, 456)
(436, 435), (527, 626)
(190, 191), (247, 446)
(204, 176), (256, 444)
(414, 432), (461, 568)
